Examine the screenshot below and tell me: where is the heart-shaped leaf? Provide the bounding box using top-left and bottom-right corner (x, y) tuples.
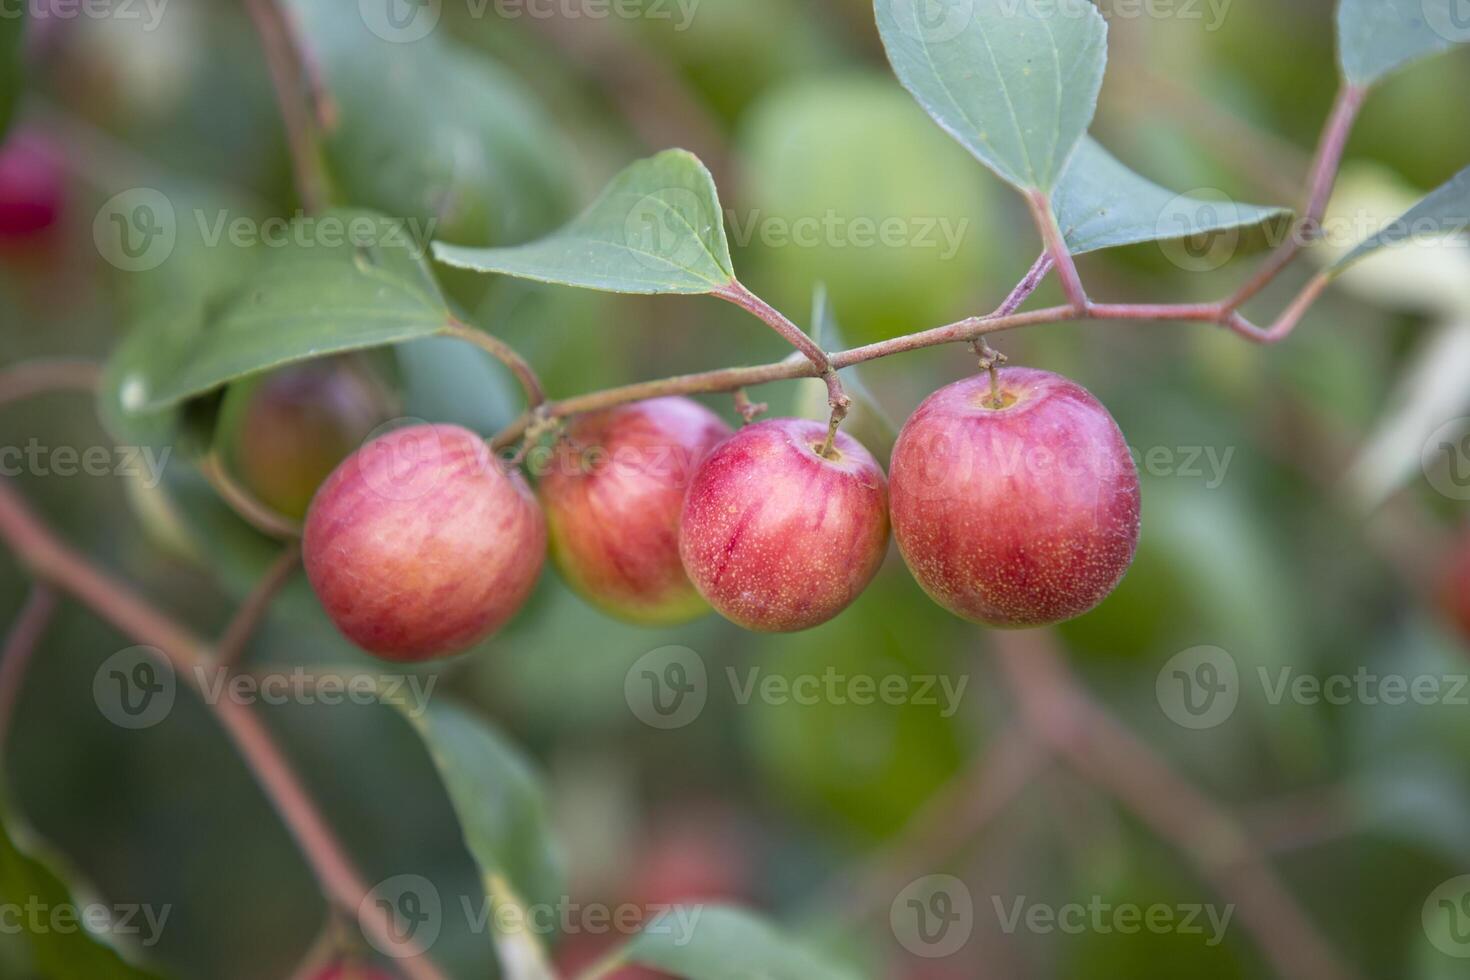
(612, 906), (860, 980)
(1052, 137), (1291, 255)
(434, 150), (736, 294)
(876, 0), (1108, 193)
(285, 0), (573, 246)
(390, 700), (565, 922)
(129, 209), (452, 411)
(1338, 0), (1469, 88)
(1332, 164), (1470, 273)
(0, 803), (166, 978)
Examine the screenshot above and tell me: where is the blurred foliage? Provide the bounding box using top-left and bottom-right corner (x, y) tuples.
(0, 0), (1467, 977)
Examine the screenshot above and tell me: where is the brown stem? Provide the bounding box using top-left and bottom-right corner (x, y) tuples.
(732, 389), (767, 424)
(1225, 85), (1366, 312)
(0, 585), (58, 759)
(0, 480), (448, 980)
(445, 319), (547, 409)
(1026, 192), (1087, 311)
(992, 630), (1362, 980)
(243, 0), (331, 214)
(489, 273), (1346, 448)
(200, 453), (304, 540)
(714, 281), (850, 429)
(0, 361), (103, 407)
(216, 545), (301, 669)
(995, 251), (1054, 318)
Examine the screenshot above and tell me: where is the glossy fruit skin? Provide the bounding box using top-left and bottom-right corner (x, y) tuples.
(304, 424), (545, 661)
(889, 368), (1140, 629)
(0, 131), (63, 238)
(1440, 527), (1470, 644)
(538, 397), (732, 625)
(679, 418), (889, 632)
(218, 357), (390, 520)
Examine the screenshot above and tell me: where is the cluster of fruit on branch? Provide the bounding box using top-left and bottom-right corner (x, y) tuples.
(297, 360), (1139, 661)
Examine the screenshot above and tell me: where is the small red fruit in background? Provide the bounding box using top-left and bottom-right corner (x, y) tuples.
(679, 418), (889, 632)
(304, 424), (545, 661)
(1439, 525), (1470, 644)
(889, 368), (1140, 628)
(0, 130), (64, 239)
(216, 357), (392, 520)
(538, 397), (732, 624)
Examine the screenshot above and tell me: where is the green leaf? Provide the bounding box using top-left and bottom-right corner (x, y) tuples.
(616, 906), (860, 980)
(0, 4), (23, 138)
(390, 700), (565, 920)
(434, 150), (736, 294)
(0, 803), (166, 978)
(875, 0), (1108, 193)
(285, 0), (573, 245)
(135, 209), (453, 410)
(1338, 0), (1469, 88)
(1332, 164), (1470, 274)
(1052, 137), (1291, 255)
(98, 183), (265, 450)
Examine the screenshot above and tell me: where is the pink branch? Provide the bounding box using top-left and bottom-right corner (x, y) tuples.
(992, 630), (1362, 980)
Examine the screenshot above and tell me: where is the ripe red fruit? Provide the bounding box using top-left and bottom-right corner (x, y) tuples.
(217, 357), (391, 520)
(0, 131), (63, 239)
(538, 398), (732, 624)
(889, 368), (1140, 628)
(304, 424), (545, 661)
(679, 418), (889, 632)
(1439, 526), (1470, 644)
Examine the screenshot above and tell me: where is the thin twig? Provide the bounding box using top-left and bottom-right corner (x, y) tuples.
(0, 361), (102, 407)
(0, 480), (449, 980)
(0, 585), (58, 758)
(216, 545), (301, 669)
(994, 251), (1054, 318)
(992, 630), (1362, 980)
(200, 453), (304, 540)
(1225, 85), (1366, 312)
(445, 319), (547, 409)
(714, 281), (849, 455)
(242, 0), (331, 214)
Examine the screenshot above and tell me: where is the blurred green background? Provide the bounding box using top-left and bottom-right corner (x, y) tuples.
(1, 0), (1469, 977)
